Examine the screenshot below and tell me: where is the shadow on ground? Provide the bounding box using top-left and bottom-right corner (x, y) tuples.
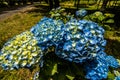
(26, 4), (50, 16)
(0, 4), (32, 14)
(105, 38), (120, 59)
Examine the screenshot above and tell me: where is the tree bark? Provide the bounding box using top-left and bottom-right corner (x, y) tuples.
(77, 0), (80, 10)
(54, 0), (60, 8)
(49, 0), (53, 10)
(48, 0), (60, 10)
(74, 0), (77, 6)
(101, 0), (109, 11)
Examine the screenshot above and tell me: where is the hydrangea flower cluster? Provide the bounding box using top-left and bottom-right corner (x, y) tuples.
(49, 7), (65, 19)
(85, 58), (109, 79)
(114, 70), (120, 80)
(49, 7), (73, 23)
(0, 15), (120, 80)
(55, 19), (106, 63)
(30, 17), (64, 51)
(115, 76), (120, 80)
(33, 71), (39, 80)
(0, 31), (43, 70)
(76, 9), (87, 18)
(85, 52), (120, 80)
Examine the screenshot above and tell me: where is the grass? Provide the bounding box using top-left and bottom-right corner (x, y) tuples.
(0, 3), (49, 49)
(0, 12), (43, 49)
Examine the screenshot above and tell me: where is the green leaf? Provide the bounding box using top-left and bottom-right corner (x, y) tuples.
(66, 75), (75, 80)
(51, 63), (58, 75)
(107, 71), (115, 80)
(105, 19), (114, 23)
(53, 72), (67, 80)
(117, 59), (120, 65)
(103, 25), (111, 31)
(98, 16), (105, 21)
(83, 16), (90, 20)
(104, 13), (114, 18)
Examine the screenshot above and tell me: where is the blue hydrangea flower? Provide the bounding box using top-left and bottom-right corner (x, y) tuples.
(85, 51), (120, 80)
(55, 19), (106, 63)
(114, 76), (120, 80)
(76, 9), (87, 17)
(85, 53), (109, 80)
(105, 56), (120, 68)
(30, 17), (65, 51)
(96, 52), (120, 68)
(114, 70), (120, 80)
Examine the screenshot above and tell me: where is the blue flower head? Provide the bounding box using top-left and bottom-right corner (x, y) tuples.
(85, 55), (109, 80)
(114, 70), (120, 80)
(115, 76), (120, 80)
(30, 17), (65, 51)
(105, 56), (120, 68)
(76, 9), (87, 17)
(55, 19), (106, 63)
(85, 50), (120, 80)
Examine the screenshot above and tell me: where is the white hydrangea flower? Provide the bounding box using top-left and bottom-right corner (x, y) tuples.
(0, 31), (43, 70)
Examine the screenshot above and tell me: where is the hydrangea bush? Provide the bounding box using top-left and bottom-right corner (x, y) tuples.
(0, 8), (120, 80)
(49, 7), (73, 23)
(81, 10), (114, 30)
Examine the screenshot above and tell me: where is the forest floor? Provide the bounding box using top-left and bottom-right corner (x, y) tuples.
(0, 5), (36, 21)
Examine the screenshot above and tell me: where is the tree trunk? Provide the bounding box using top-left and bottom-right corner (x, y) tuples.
(23, 0), (27, 5)
(101, 0), (109, 11)
(8, 0), (16, 6)
(48, 0), (60, 10)
(54, 0), (59, 8)
(74, 0), (77, 6)
(49, 0), (53, 10)
(77, 0), (80, 10)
